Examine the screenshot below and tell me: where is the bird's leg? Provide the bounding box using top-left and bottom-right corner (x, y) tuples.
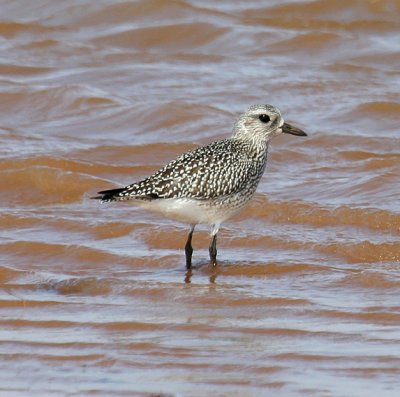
(209, 224), (220, 267)
(209, 234), (218, 267)
(185, 225), (195, 270)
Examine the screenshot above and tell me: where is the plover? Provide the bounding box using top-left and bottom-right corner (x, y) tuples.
(93, 104), (307, 269)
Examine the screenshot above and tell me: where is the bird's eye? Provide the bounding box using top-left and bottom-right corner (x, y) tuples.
(259, 114), (270, 123)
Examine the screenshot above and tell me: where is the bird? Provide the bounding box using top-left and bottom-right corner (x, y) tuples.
(93, 104), (307, 269)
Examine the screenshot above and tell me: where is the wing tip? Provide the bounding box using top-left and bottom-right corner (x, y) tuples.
(92, 187), (161, 202)
(91, 187), (126, 202)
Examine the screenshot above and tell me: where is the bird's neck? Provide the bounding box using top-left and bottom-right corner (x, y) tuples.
(232, 134), (269, 157)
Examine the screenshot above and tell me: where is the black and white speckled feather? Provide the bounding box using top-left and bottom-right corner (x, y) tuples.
(97, 138), (268, 203)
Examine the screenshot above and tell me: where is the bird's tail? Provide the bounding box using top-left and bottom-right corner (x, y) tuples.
(91, 188), (127, 202)
(92, 187), (159, 202)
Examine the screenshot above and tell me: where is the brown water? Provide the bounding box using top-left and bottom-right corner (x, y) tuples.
(1, 1), (400, 396)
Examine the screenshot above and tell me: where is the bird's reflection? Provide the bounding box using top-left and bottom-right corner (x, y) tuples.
(184, 263), (220, 284)
(184, 269), (192, 283)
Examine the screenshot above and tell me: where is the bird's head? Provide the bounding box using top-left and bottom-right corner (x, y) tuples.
(232, 104), (307, 144)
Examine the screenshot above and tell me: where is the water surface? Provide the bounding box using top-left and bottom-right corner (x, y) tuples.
(0, 1), (399, 396)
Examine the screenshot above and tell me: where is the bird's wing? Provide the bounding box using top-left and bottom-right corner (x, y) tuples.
(95, 140), (255, 202)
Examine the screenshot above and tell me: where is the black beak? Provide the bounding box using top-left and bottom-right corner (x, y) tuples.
(282, 122), (307, 136)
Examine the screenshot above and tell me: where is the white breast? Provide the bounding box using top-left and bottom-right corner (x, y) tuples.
(134, 197), (248, 227)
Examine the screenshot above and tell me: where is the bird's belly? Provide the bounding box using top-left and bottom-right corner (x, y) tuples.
(134, 196), (251, 226)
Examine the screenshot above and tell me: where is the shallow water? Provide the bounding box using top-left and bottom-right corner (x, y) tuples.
(1, 1), (399, 396)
